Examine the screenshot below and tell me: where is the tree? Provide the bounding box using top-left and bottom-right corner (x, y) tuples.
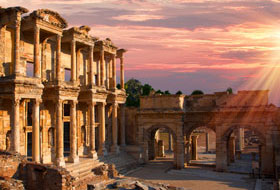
(155, 90), (163, 95)
(176, 90), (183, 95)
(164, 90), (171, 95)
(191, 90), (204, 95)
(125, 79), (142, 107)
(142, 84), (154, 96)
(226, 87), (233, 94)
(116, 83), (121, 89)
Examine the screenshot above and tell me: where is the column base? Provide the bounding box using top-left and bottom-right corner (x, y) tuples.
(120, 144), (126, 151)
(110, 145), (120, 154)
(98, 146), (108, 157)
(56, 157), (65, 167)
(88, 150), (98, 159)
(69, 155), (79, 163)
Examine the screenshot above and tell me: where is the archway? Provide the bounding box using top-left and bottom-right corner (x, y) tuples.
(146, 125), (177, 166)
(185, 126), (216, 167)
(218, 125), (273, 175)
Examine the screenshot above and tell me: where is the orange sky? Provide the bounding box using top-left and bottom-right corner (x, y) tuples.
(1, 0), (280, 104)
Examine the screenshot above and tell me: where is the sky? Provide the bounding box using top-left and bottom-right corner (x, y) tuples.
(1, 0), (280, 104)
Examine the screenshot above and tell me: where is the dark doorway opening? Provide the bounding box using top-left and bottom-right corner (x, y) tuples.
(27, 132), (32, 158)
(64, 122), (70, 157)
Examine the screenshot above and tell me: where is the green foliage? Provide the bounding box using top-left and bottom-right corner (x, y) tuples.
(125, 79), (142, 107)
(176, 90), (183, 95)
(155, 90), (164, 94)
(142, 84), (154, 96)
(116, 83), (121, 89)
(226, 87), (233, 94)
(164, 90), (171, 95)
(191, 90), (204, 95)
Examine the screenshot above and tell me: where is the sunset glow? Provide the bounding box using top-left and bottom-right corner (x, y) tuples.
(1, 0), (280, 104)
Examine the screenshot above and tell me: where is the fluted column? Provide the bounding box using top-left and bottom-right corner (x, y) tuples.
(34, 26), (40, 78)
(100, 49), (105, 86)
(56, 35), (62, 82)
(89, 101), (97, 158)
(98, 102), (107, 156)
(56, 100), (65, 166)
(71, 40), (76, 82)
(32, 99), (41, 163)
(106, 59), (109, 89)
(14, 20), (21, 75)
(120, 104), (126, 147)
(12, 98), (20, 153)
(111, 102), (119, 154)
(69, 100), (79, 163)
(89, 46), (94, 86)
(112, 55), (116, 89)
(120, 57), (124, 89)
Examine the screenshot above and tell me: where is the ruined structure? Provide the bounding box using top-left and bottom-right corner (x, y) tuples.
(0, 6), (127, 167)
(126, 90), (280, 177)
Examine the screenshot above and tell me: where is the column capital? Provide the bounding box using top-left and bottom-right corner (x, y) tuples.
(88, 100), (96, 107)
(13, 98), (21, 106)
(98, 102), (107, 106)
(34, 98), (42, 105)
(34, 25), (40, 31)
(70, 100), (78, 107)
(112, 102), (118, 108)
(13, 20), (21, 28)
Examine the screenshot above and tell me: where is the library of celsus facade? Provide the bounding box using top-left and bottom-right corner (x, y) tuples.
(0, 7), (127, 166)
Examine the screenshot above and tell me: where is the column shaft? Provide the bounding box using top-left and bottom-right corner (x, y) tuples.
(229, 136), (235, 163)
(89, 46), (94, 85)
(106, 60), (109, 89)
(32, 99), (40, 162)
(71, 40), (76, 82)
(12, 98), (20, 153)
(112, 55), (116, 88)
(111, 103), (119, 153)
(120, 104), (126, 147)
(191, 135), (198, 160)
(56, 35), (61, 81)
(168, 132), (172, 151)
(56, 100), (65, 166)
(89, 101), (97, 158)
(120, 57), (124, 89)
(100, 50), (105, 86)
(14, 20), (21, 75)
(98, 102), (107, 156)
(206, 132), (209, 153)
(69, 101), (79, 163)
(34, 26), (40, 78)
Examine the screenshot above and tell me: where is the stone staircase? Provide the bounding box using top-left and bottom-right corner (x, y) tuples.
(99, 151), (139, 175)
(65, 158), (104, 190)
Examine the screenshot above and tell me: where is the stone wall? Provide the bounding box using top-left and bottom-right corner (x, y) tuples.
(140, 95), (185, 110)
(0, 100), (12, 151)
(19, 162), (74, 190)
(125, 107), (138, 145)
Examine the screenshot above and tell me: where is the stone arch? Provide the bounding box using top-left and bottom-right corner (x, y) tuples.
(144, 124), (177, 162)
(185, 123), (216, 141)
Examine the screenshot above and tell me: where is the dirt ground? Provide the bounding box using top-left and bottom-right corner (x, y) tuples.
(125, 158), (255, 190)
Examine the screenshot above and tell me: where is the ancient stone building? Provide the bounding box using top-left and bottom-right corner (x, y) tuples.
(126, 90), (280, 176)
(0, 6), (127, 167)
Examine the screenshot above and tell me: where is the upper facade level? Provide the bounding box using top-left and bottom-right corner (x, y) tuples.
(140, 90), (274, 112)
(0, 6), (126, 92)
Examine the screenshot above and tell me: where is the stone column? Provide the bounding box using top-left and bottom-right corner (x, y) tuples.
(191, 135), (198, 160)
(14, 20), (21, 75)
(206, 132), (209, 153)
(34, 26), (40, 78)
(111, 102), (119, 154)
(56, 35), (62, 82)
(185, 139), (191, 165)
(106, 59), (109, 89)
(120, 104), (126, 147)
(112, 55), (116, 89)
(71, 40), (76, 82)
(55, 100), (65, 166)
(120, 57), (124, 89)
(175, 127), (185, 169)
(89, 101), (97, 158)
(12, 98), (20, 153)
(168, 132), (172, 151)
(229, 136), (235, 163)
(69, 100), (79, 163)
(100, 50), (105, 86)
(98, 102), (107, 156)
(32, 99), (41, 163)
(236, 128), (244, 151)
(89, 46), (94, 86)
